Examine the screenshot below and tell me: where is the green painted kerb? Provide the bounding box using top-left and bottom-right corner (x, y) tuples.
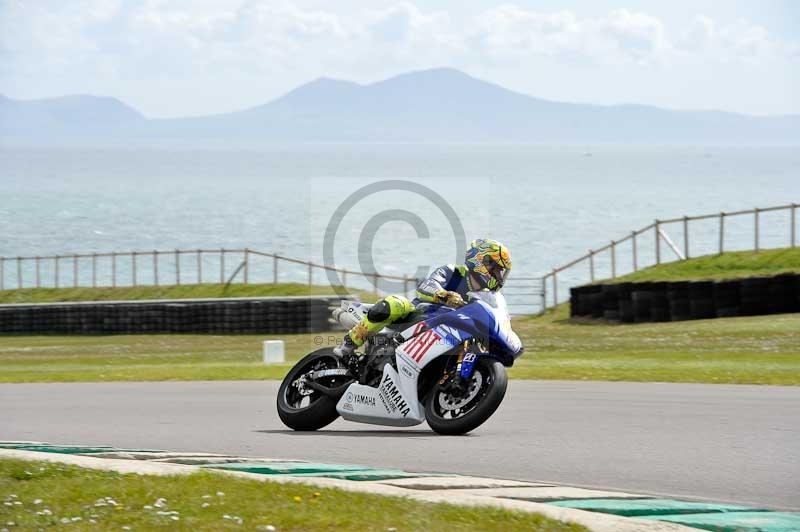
(548, 498), (764, 517)
(0, 442), (430, 481)
(645, 511), (800, 532)
(0, 443), (161, 455)
(547, 498), (800, 532)
(205, 461), (428, 481)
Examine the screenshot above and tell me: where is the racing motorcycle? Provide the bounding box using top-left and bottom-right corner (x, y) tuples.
(277, 291), (523, 435)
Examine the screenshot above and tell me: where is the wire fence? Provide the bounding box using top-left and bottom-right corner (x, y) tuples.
(0, 248), (421, 296)
(541, 202), (799, 309)
(3, 202), (794, 315)
(0, 246), (546, 314)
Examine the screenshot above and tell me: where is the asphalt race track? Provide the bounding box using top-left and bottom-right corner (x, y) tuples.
(2, 381), (798, 510)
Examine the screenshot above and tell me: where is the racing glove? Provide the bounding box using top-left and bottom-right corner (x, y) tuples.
(434, 289), (465, 308)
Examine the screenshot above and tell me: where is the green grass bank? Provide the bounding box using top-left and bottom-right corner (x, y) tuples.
(0, 458), (583, 531)
(604, 247), (800, 284)
(0, 283), (376, 305)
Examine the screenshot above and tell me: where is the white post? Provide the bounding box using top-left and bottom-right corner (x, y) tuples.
(683, 216), (690, 259)
(754, 208), (760, 252)
(263, 340), (285, 364)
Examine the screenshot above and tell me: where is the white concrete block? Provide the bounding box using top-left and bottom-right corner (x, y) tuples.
(263, 340), (285, 364)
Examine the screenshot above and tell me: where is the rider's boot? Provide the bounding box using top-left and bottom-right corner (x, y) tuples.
(333, 333), (357, 357)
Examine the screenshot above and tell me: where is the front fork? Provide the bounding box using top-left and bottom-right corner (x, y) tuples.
(439, 341), (479, 388)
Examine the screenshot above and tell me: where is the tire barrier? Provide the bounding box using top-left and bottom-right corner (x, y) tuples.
(618, 283), (634, 323)
(631, 284), (652, 323)
(569, 272), (800, 323)
(0, 296), (346, 334)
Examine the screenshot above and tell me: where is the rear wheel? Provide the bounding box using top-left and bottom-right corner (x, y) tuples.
(277, 349), (343, 431)
(425, 357), (507, 435)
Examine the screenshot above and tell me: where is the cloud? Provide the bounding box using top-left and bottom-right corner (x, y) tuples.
(470, 7), (671, 65)
(4, 1), (792, 74)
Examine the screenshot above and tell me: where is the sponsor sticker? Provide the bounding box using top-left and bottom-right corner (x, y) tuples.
(353, 393), (376, 407)
(377, 374), (411, 417)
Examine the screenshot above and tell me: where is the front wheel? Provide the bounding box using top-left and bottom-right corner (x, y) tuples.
(277, 349), (343, 431)
(425, 357), (508, 435)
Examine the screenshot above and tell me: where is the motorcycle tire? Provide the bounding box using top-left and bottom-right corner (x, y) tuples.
(425, 357), (507, 435)
(277, 349), (342, 431)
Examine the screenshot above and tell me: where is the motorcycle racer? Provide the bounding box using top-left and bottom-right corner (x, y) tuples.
(334, 239), (512, 357)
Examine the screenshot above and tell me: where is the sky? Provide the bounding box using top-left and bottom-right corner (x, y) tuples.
(1, 0), (798, 118)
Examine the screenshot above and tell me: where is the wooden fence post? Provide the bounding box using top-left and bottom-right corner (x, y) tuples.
(308, 263), (313, 286)
(220, 249), (225, 284)
(243, 248), (249, 284)
(403, 277), (409, 294)
(588, 251), (595, 282)
(610, 241), (616, 278)
(132, 252), (137, 286)
(197, 250), (202, 283)
(55, 256), (60, 288)
(792, 204), (797, 248)
(0, 257), (4, 290)
(683, 216), (690, 259)
(73, 255), (78, 288)
(655, 220), (661, 264)
(111, 253), (116, 288)
(273, 255), (278, 284)
(35, 256), (41, 288)
(718, 213), (725, 254)
(92, 254), (97, 288)
(552, 270), (558, 306)
(632, 231), (638, 271)
(540, 276), (547, 312)
(754, 208), (760, 252)
(153, 251), (159, 286)
(16, 257), (22, 289)
(175, 250), (181, 285)
(342, 269), (347, 289)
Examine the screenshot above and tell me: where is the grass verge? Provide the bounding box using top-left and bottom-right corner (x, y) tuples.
(0, 457), (584, 531)
(2, 307), (799, 384)
(604, 247), (800, 284)
(0, 283), (377, 305)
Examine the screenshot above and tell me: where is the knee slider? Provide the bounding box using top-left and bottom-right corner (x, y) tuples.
(367, 299), (392, 322)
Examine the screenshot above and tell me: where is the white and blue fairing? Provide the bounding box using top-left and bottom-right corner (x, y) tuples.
(419, 291), (523, 366)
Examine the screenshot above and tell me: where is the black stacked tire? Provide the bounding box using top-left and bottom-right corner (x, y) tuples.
(796, 275), (800, 310)
(617, 283), (634, 323)
(569, 287), (580, 317)
(581, 285), (597, 317)
(668, 281), (691, 321)
(740, 277), (771, 316)
(650, 282), (670, 322)
(602, 284), (621, 321)
(570, 286), (593, 317)
(768, 274), (799, 314)
(714, 280), (741, 318)
(689, 281), (715, 320)
(631, 283), (653, 323)
(589, 287), (604, 318)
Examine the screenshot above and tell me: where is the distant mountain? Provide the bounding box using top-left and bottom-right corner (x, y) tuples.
(0, 94), (145, 138)
(2, 68), (798, 143)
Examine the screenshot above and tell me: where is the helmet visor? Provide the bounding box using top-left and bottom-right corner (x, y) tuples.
(487, 263), (510, 290)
